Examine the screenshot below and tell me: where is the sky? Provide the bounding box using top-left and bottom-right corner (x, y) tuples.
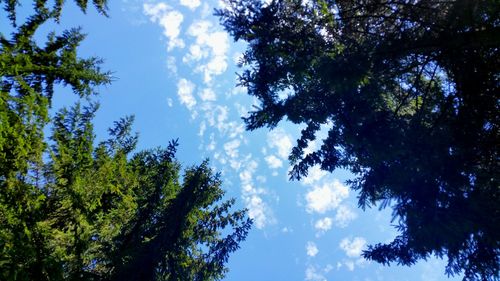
(4, 1), (463, 280)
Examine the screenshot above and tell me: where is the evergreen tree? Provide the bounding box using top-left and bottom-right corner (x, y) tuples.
(217, 0), (499, 280)
(0, 1), (251, 280)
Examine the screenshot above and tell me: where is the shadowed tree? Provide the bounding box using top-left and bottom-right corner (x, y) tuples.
(217, 0), (499, 280)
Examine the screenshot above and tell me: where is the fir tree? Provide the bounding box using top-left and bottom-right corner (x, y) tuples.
(217, 0), (499, 280)
(1, 1), (251, 280)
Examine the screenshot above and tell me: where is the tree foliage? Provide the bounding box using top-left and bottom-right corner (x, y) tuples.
(217, 0), (499, 280)
(0, 1), (251, 280)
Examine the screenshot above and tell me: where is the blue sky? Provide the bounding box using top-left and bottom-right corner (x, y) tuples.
(4, 1), (463, 280)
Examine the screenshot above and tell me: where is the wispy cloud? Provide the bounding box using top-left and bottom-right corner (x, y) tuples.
(223, 139), (241, 159)
(143, 0), (276, 232)
(314, 217), (333, 233)
(267, 128), (293, 160)
(334, 205), (357, 228)
(265, 154), (283, 169)
(306, 241), (319, 257)
(166, 56), (178, 74)
(199, 88), (216, 101)
(305, 264), (331, 281)
(143, 3), (184, 50)
(186, 20), (229, 83)
(337, 236), (368, 271)
(239, 160), (275, 229)
(339, 236), (367, 258)
(179, 0), (201, 10)
(177, 78), (196, 110)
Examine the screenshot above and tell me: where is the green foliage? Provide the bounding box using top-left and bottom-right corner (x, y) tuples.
(42, 105), (250, 281)
(0, 2), (251, 280)
(217, 0), (499, 280)
(1, 0), (108, 25)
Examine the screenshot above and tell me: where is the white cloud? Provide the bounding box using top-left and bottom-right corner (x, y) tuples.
(167, 98), (173, 107)
(200, 2), (211, 18)
(199, 105), (244, 140)
(262, 0), (274, 7)
(202, 104), (228, 132)
(277, 86), (295, 100)
(183, 44), (207, 62)
(334, 205), (357, 228)
(267, 128), (293, 160)
(199, 88), (216, 101)
(206, 133), (216, 151)
(303, 139), (318, 157)
(303, 165), (328, 185)
(206, 31), (228, 54)
(337, 257), (367, 272)
(247, 194), (268, 228)
(265, 154), (283, 169)
(198, 121), (206, 136)
(227, 122), (244, 138)
(179, 0), (200, 10)
(339, 237), (367, 258)
(224, 139), (241, 159)
(177, 78), (196, 110)
(217, 0), (229, 8)
(146, 2), (272, 232)
(203, 55), (228, 82)
(306, 180), (349, 213)
(228, 159), (242, 170)
(231, 84), (248, 97)
(234, 101), (250, 117)
(306, 241), (319, 257)
(166, 56), (177, 74)
(239, 160), (275, 229)
(143, 3), (184, 50)
(305, 265), (327, 281)
(314, 217), (333, 232)
(344, 260), (355, 271)
(186, 20), (230, 83)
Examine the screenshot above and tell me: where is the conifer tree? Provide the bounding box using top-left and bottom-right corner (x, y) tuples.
(0, 1), (251, 280)
(217, 1), (499, 280)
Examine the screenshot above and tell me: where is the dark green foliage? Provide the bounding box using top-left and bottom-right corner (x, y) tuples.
(0, 2), (251, 280)
(40, 105), (250, 281)
(1, 0), (108, 25)
(217, 0), (499, 280)
(1, 7), (111, 279)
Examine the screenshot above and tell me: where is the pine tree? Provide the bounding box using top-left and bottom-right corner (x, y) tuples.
(0, 1), (251, 280)
(217, 0), (499, 280)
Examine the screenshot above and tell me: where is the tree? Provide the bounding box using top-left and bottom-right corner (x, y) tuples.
(216, 0), (499, 280)
(1, 1), (251, 280)
(44, 106), (251, 281)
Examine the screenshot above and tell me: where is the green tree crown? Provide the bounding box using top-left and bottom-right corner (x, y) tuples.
(0, 1), (251, 280)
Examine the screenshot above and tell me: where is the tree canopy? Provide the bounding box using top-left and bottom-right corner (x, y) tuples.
(217, 0), (499, 280)
(0, 1), (251, 280)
